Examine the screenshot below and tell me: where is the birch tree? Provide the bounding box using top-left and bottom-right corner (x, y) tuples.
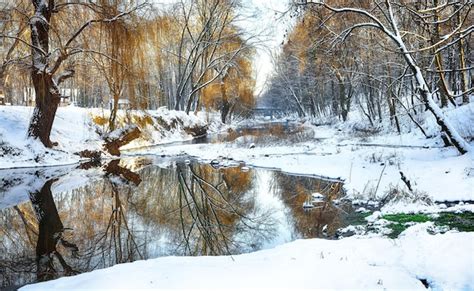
(292, 0), (471, 154)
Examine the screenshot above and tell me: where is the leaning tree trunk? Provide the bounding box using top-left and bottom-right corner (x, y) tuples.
(385, 4), (471, 154)
(29, 73), (61, 147)
(28, 0), (60, 148)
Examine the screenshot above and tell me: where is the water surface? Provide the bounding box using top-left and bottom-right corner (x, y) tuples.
(0, 157), (354, 288)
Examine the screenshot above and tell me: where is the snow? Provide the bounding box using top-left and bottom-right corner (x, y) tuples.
(1, 102), (473, 290)
(128, 124), (474, 202)
(0, 105), (102, 169)
(20, 223), (474, 290)
(0, 105), (221, 169)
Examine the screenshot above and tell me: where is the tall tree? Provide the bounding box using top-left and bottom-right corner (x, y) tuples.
(290, 0), (471, 154)
(27, 0), (143, 147)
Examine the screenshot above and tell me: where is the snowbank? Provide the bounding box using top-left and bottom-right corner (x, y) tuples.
(0, 105), (102, 169)
(0, 106), (220, 169)
(21, 223), (474, 290)
(129, 125), (474, 202)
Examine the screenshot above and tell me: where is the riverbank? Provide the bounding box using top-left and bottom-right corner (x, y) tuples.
(0, 105), (222, 169)
(128, 123), (474, 204)
(1, 105), (473, 203)
(2, 105), (473, 290)
(20, 222), (473, 290)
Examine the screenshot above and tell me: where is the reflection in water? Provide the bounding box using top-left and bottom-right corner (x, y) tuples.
(191, 122), (313, 146)
(0, 158), (353, 288)
(129, 163), (276, 257)
(273, 173), (346, 238)
(30, 179), (79, 282)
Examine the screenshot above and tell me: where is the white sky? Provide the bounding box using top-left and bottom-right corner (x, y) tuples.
(238, 0), (292, 95)
(152, 0), (292, 95)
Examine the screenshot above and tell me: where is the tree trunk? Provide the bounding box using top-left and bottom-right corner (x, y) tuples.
(334, 71), (348, 121)
(456, 4), (470, 104)
(28, 0), (60, 148)
(220, 89), (230, 124)
(104, 125), (141, 156)
(29, 73), (61, 147)
(109, 93), (120, 131)
(30, 179), (77, 282)
(384, 1), (470, 154)
(0, 70), (5, 105)
(400, 43), (470, 154)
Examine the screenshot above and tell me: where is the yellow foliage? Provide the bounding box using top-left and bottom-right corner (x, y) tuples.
(92, 115), (108, 126)
(132, 115), (154, 128)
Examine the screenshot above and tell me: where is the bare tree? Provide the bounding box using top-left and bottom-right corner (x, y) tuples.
(27, 0), (144, 147)
(0, 0), (30, 104)
(292, 0), (471, 154)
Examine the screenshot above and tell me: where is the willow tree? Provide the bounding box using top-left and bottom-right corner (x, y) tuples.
(0, 0), (30, 104)
(27, 0), (143, 147)
(201, 30), (256, 123)
(89, 0), (146, 132)
(145, 14), (184, 109)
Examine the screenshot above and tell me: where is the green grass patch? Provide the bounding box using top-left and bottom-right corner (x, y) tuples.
(382, 212), (474, 239)
(386, 223), (408, 239)
(383, 213), (431, 224)
(435, 212), (474, 232)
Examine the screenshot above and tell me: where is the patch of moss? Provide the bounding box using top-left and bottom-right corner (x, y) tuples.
(435, 212), (474, 232)
(383, 213), (431, 224)
(382, 212), (474, 238)
(348, 212), (372, 225)
(386, 223), (408, 239)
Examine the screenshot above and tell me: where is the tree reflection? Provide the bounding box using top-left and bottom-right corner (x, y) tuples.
(0, 160), (144, 287)
(90, 160), (144, 265)
(131, 163), (275, 256)
(29, 179), (79, 282)
(272, 173), (347, 238)
(0, 160), (279, 288)
(175, 163), (256, 255)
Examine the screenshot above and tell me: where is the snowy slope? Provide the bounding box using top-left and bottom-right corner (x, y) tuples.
(20, 223), (474, 290)
(0, 105), (102, 169)
(0, 106), (221, 169)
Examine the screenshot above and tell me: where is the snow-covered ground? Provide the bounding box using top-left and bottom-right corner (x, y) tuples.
(20, 223), (474, 290)
(128, 122), (474, 203)
(0, 105), (102, 169)
(2, 104), (474, 290)
(0, 105), (223, 169)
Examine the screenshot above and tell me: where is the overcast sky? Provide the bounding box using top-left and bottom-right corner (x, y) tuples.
(241, 0), (292, 95)
(152, 0), (292, 95)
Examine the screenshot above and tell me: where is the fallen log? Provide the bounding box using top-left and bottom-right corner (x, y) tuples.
(103, 125), (141, 156)
(184, 124), (208, 137)
(104, 160), (142, 186)
(76, 150), (102, 162)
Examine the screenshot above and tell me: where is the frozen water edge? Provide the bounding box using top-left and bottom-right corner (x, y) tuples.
(127, 129), (474, 203)
(20, 223), (474, 290)
(1, 106), (472, 203)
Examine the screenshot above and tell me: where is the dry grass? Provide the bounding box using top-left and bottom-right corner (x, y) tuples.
(132, 115), (154, 128)
(92, 115), (108, 126)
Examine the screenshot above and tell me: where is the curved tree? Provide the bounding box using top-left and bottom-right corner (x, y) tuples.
(293, 0), (471, 154)
(27, 0), (144, 147)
